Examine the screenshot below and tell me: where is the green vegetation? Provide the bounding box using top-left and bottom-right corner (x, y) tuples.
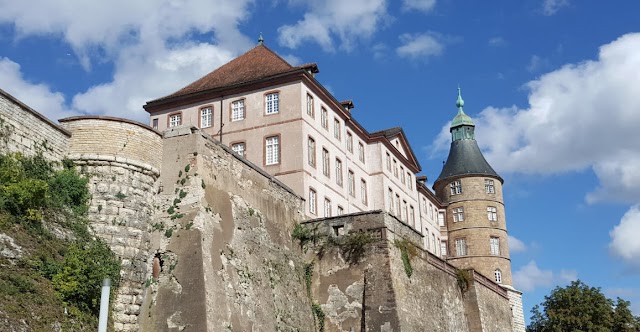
(0, 153), (120, 330)
(455, 269), (472, 293)
(394, 239), (418, 278)
(311, 302), (325, 332)
(528, 280), (640, 332)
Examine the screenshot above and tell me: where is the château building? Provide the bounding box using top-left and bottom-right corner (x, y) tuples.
(143, 40), (524, 330)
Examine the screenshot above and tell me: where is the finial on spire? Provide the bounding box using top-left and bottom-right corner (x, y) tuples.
(456, 85), (464, 111)
(258, 32), (264, 45)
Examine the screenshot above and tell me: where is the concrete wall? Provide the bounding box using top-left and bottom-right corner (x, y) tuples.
(0, 89), (70, 160)
(139, 127), (314, 331)
(302, 212), (514, 332)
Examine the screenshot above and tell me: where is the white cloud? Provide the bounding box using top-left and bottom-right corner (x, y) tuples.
(609, 206), (640, 270)
(513, 261), (577, 292)
(0, 0), (254, 122)
(526, 55), (550, 73)
(542, 0), (570, 16)
(402, 0), (436, 13)
(508, 235), (527, 253)
(0, 58), (79, 121)
(396, 32), (444, 60)
(277, 0), (389, 51)
(429, 33), (640, 205)
(488, 37), (506, 47)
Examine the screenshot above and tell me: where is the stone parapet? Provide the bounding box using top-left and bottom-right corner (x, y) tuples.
(0, 89), (70, 160)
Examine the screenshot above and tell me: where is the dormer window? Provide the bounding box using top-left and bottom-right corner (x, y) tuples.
(450, 180), (462, 195)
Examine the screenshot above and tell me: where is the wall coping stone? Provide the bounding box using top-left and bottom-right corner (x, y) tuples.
(67, 153), (160, 176)
(0, 88), (72, 137)
(59, 115), (162, 137)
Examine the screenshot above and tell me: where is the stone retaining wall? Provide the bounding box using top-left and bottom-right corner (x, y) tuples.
(0, 89), (70, 160)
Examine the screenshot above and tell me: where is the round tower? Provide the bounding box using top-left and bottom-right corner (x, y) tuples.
(433, 88), (512, 286)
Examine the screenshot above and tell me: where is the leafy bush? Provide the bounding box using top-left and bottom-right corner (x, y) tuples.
(48, 168), (90, 215)
(52, 241), (120, 316)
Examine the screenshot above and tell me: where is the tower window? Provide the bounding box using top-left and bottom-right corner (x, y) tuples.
(450, 180), (462, 195)
(485, 179), (495, 194)
(455, 238), (467, 256)
(453, 207), (464, 222)
(494, 269), (502, 283)
(487, 206), (497, 221)
(490, 237), (500, 255)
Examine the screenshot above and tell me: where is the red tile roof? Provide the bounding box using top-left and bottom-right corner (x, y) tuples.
(151, 44), (297, 103)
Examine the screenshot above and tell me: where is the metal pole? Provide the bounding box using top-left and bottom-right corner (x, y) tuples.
(98, 278), (111, 332)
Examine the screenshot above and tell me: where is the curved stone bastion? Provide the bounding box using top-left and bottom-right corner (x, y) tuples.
(59, 116), (163, 331)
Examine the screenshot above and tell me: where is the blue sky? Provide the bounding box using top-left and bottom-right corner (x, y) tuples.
(1, 0), (639, 322)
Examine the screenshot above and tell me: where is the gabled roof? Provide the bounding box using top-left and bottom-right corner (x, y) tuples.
(149, 44), (298, 104)
(370, 126), (421, 172)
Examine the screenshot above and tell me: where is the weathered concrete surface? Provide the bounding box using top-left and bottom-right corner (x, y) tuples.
(303, 212), (514, 332)
(139, 127), (314, 331)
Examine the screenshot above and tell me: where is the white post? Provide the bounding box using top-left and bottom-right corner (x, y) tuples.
(98, 278), (111, 332)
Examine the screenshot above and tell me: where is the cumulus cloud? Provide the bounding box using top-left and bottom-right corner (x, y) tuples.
(513, 261), (577, 292)
(508, 235), (527, 253)
(0, 58), (80, 121)
(430, 33), (640, 205)
(542, 0), (570, 16)
(277, 0), (389, 51)
(402, 0), (436, 13)
(526, 55), (550, 73)
(0, 0), (253, 122)
(396, 32), (444, 60)
(609, 206), (640, 270)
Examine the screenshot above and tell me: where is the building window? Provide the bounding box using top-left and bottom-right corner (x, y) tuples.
(485, 179), (495, 194)
(324, 198), (331, 217)
(400, 167), (405, 184)
(335, 158), (343, 186)
(453, 207), (464, 222)
(455, 238), (467, 256)
(388, 188), (393, 213)
(395, 194), (401, 217)
(231, 99), (245, 121)
(438, 211), (445, 227)
(152, 118), (159, 130)
(322, 148), (330, 177)
(386, 152), (391, 171)
(429, 203), (434, 219)
(334, 119), (341, 140)
(393, 159), (398, 177)
(409, 206), (415, 225)
(265, 92), (279, 114)
(346, 132), (353, 152)
(358, 142), (365, 163)
(487, 206), (497, 221)
(407, 173), (412, 190)
(265, 136), (279, 165)
(169, 113), (182, 128)
(431, 234), (436, 254)
(490, 237), (500, 255)
(494, 269), (502, 283)
(200, 107), (213, 127)
(348, 170), (355, 197)
(321, 107), (328, 129)
(337, 206), (344, 215)
(231, 142), (245, 157)
(307, 137), (316, 167)
(422, 198), (427, 214)
(361, 179), (367, 205)
(309, 188), (317, 215)
(402, 200), (408, 222)
(440, 241), (448, 257)
(306, 94), (314, 117)
(450, 180), (462, 195)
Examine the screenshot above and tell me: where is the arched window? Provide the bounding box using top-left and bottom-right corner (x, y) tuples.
(494, 269), (502, 283)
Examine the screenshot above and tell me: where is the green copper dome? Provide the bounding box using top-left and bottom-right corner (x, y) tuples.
(451, 87), (475, 128)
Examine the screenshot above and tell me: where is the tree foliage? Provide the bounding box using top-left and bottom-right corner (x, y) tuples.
(528, 280), (640, 332)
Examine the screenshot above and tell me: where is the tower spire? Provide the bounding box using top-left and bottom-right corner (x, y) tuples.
(258, 32), (264, 45)
(456, 85), (465, 113)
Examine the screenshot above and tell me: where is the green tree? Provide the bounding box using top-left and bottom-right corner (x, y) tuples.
(528, 280), (640, 332)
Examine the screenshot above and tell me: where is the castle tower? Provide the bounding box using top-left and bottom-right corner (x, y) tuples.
(433, 88), (512, 286)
